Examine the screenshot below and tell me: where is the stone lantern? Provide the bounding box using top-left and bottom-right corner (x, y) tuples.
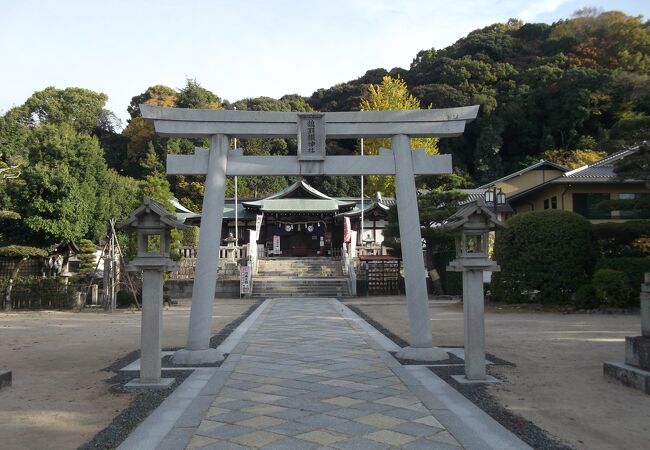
(118, 197), (186, 388)
(443, 199), (505, 383)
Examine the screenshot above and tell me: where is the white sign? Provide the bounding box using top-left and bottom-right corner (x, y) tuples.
(240, 266), (251, 294)
(273, 235), (280, 255)
(255, 214), (263, 240)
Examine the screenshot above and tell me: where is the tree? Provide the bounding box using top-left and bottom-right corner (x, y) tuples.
(541, 148), (607, 169)
(176, 78), (221, 109)
(13, 87), (111, 135)
(77, 239), (97, 275)
(359, 76), (438, 196)
(614, 142), (650, 188)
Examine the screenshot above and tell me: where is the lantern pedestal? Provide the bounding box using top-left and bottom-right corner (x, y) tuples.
(448, 258), (500, 382)
(126, 260), (177, 388)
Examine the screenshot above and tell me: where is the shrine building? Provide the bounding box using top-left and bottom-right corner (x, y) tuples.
(174, 178), (392, 258)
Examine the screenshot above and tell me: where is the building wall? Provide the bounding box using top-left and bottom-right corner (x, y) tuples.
(510, 182), (650, 223)
(496, 169), (565, 196)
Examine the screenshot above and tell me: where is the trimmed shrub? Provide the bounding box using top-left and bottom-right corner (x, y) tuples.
(592, 269), (633, 308)
(77, 239), (97, 275)
(574, 284), (600, 309)
(492, 210), (598, 304)
(116, 290), (138, 308)
(592, 221), (650, 257)
(595, 257), (650, 306)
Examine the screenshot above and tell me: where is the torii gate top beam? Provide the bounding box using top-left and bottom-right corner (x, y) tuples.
(140, 105), (480, 139)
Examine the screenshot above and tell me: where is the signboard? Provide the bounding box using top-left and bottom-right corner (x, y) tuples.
(273, 235), (281, 255)
(240, 265), (251, 295)
(255, 214), (263, 241)
(297, 113), (325, 160)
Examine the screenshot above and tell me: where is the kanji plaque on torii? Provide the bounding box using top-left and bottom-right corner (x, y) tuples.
(141, 105), (479, 364)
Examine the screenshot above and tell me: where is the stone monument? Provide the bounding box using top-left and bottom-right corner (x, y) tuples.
(604, 273), (650, 394)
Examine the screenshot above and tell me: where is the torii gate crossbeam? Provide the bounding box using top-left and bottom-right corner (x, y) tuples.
(141, 105), (479, 364)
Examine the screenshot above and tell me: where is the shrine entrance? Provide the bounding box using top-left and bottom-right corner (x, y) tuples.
(141, 105), (479, 364)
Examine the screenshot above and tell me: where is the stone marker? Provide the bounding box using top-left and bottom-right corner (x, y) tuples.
(604, 272), (650, 394)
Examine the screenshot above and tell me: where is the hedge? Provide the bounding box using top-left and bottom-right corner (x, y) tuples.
(492, 210), (598, 304)
(0, 276), (75, 310)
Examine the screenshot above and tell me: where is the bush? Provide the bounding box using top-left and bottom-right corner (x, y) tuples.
(574, 284), (600, 309)
(595, 257), (650, 306)
(492, 210), (598, 304)
(116, 290), (138, 308)
(592, 269), (633, 308)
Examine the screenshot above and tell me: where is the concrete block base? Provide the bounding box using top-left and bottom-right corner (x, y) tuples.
(451, 374), (501, 385)
(625, 336), (650, 370)
(395, 346), (449, 362)
(172, 348), (224, 365)
(604, 361), (650, 394)
(125, 377), (175, 389)
(0, 370), (11, 390)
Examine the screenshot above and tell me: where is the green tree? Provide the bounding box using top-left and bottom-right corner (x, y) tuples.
(14, 86), (111, 135)
(77, 239), (97, 275)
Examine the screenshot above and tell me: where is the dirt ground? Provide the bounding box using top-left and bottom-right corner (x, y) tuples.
(0, 299), (253, 450)
(349, 297), (650, 450)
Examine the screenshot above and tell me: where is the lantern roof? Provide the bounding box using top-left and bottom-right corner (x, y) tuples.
(118, 197), (187, 231)
(443, 199), (506, 231)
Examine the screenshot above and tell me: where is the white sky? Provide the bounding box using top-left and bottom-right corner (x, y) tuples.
(1, 0), (649, 126)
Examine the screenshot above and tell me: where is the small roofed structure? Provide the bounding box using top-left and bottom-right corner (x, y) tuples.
(443, 199), (505, 266)
(118, 197), (186, 270)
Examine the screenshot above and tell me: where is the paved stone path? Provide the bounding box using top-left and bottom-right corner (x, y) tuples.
(186, 298), (462, 449)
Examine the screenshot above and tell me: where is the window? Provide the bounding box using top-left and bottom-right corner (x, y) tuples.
(618, 193), (650, 219)
(573, 193), (611, 219)
(544, 196), (558, 210)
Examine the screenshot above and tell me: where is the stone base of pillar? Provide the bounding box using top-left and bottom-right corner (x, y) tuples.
(451, 374), (501, 385)
(0, 369), (11, 390)
(395, 346), (449, 362)
(604, 361), (650, 394)
(125, 377), (175, 389)
(172, 348), (224, 365)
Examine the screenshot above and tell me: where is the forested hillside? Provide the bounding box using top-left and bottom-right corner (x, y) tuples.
(1, 8), (648, 247)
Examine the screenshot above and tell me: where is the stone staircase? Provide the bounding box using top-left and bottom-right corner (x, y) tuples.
(252, 257), (350, 298)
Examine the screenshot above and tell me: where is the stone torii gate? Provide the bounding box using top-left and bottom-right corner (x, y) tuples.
(141, 105), (479, 364)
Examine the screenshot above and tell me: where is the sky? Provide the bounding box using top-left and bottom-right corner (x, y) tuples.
(1, 0), (649, 127)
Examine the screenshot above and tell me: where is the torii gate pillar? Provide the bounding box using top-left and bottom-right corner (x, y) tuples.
(392, 135), (447, 360)
(141, 105), (479, 363)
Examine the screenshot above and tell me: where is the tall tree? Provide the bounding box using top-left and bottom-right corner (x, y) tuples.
(359, 75), (438, 196)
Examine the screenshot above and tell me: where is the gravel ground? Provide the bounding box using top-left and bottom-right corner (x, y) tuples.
(78, 300), (262, 450)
